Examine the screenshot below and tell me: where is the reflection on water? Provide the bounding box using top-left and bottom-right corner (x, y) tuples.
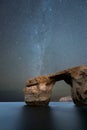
(0, 102), (87, 130)
(75, 106), (87, 130)
(17, 104), (55, 130)
(16, 102), (87, 130)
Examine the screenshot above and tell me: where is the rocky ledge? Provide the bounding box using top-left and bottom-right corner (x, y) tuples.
(24, 65), (87, 106)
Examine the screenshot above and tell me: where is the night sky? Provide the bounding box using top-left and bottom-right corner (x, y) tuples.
(0, 0), (87, 101)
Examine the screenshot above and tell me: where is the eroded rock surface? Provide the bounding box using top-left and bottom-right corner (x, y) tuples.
(59, 96), (72, 102)
(24, 65), (87, 106)
(24, 76), (55, 106)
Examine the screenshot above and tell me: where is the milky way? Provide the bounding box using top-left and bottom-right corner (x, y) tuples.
(0, 0), (87, 93)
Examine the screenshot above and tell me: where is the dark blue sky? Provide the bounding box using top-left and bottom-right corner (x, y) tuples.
(0, 0), (87, 93)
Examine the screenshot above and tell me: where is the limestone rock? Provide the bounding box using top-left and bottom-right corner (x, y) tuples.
(24, 65), (87, 106)
(24, 76), (55, 106)
(59, 96), (72, 102)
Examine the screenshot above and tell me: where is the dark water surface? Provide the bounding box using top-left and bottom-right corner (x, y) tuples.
(0, 102), (87, 130)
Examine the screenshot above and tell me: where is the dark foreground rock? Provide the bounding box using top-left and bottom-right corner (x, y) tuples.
(24, 65), (87, 106)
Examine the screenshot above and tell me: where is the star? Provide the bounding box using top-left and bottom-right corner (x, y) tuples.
(18, 56), (22, 60)
(34, 29), (38, 35)
(15, 41), (19, 45)
(59, 0), (62, 3)
(49, 8), (53, 12)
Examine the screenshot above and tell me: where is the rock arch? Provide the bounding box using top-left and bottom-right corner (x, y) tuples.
(24, 65), (87, 106)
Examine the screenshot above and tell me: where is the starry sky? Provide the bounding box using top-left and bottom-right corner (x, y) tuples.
(0, 0), (87, 101)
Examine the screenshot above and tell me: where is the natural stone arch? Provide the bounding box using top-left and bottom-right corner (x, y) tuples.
(24, 65), (87, 106)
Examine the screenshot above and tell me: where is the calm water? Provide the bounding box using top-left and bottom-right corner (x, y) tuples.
(0, 102), (87, 130)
